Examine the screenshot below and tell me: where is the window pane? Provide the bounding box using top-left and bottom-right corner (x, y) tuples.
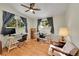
(18, 19), (24, 27)
(6, 18), (16, 27)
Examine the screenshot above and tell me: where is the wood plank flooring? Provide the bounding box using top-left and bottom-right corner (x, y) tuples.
(1, 39), (49, 56)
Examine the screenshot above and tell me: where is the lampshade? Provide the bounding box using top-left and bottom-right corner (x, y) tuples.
(59, 27), (69, 37)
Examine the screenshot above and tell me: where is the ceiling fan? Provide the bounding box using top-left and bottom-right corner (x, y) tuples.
(21, 3), (41, 14)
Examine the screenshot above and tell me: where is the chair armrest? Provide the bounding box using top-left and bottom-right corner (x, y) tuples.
(51, 47), (72, 56)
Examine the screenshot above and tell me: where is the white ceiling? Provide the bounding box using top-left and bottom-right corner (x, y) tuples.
(9, 3), (69, 19)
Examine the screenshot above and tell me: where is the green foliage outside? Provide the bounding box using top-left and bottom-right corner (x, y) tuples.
(42, 20), (49, 26)
(6, 18), (24, 27)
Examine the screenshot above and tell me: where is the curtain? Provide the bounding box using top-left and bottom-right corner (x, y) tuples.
(1, 11), (15, 34)
(3, 11), (15, 26)
(37, 19), (42, 32)
(47, 17), (54, 34)
(20, 17), (28, 33)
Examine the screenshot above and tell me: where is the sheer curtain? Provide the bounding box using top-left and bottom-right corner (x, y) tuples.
(37, 19), (42, 32)
(20, 16), (28, 33)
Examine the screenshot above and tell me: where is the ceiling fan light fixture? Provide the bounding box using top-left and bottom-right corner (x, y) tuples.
(21, 3), (41, 14)
(30, 9), (33, 12)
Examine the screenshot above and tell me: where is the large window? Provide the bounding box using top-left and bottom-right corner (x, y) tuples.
(5, 16), (25, 34)
(37, 17), (54, 34)
(39, 19), (51, 34)
(6, 17), (24, 28)
(2, 11), (26, 35)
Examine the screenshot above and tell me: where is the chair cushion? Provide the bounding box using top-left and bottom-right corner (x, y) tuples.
(69, 46), (78, 56)
(63, 41), (78, 55)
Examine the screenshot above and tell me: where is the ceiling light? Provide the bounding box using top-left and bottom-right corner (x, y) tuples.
(30, 9), (33, 12)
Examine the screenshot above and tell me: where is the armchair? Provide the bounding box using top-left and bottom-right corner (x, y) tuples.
(7, 36), (18, 52)
(48, 41), (78, 56)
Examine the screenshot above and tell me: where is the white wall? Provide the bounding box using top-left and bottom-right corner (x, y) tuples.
(65, 4), (79, 48)
(27, 17), (34, 39)
(53, 15), (67, 35)
(30, 18), (37, 28)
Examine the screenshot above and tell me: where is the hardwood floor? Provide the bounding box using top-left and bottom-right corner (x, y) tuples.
(1, 39), (49, 56)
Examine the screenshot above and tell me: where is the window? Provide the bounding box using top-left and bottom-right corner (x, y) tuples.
(6, 17), (24, 28)
(6, 18), (16, 28)
(18, 19), (24, 28)
(39, 19), (49, 28)
(41, 20), (49, 27)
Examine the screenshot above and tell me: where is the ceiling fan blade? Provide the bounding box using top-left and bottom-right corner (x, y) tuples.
(30, 3), (35, 8)
(33, 8), (40, 11)
(33, 11), (35, 14)
(25, 10), (30, 12)
(21, 4), (30, 9)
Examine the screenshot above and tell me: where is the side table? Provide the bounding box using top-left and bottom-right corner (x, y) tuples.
(0, 40), (2, 54)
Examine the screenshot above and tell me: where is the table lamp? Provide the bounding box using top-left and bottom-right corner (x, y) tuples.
(59, 27), (69, 41)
